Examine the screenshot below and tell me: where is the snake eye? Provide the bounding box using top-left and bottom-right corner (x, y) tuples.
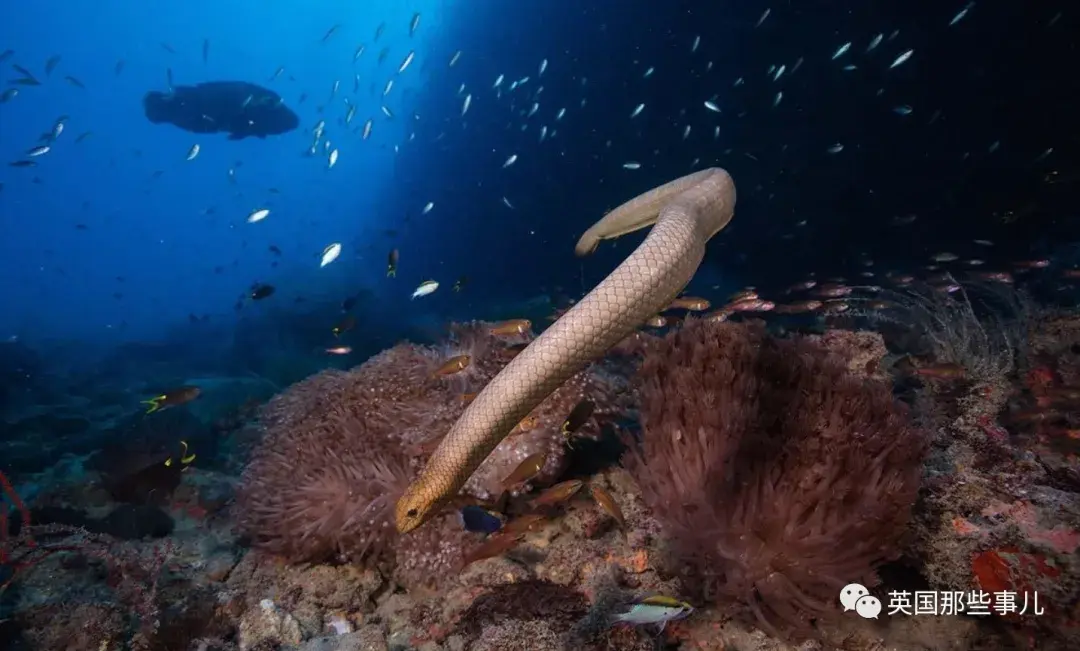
(407, 508), (418, 518)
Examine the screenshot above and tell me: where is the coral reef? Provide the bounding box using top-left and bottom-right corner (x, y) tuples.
(624, 319), (927, 640)
(5, 299), (1080, 650)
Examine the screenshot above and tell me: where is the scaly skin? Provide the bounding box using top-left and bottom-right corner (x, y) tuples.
(395, 168), (737, 533)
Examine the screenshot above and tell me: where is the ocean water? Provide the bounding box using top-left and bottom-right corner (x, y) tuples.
(1, 1), (1076, 346)
(1, 1), (1079, 649)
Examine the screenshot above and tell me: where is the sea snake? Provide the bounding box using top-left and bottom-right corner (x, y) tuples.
(395, 168), (737, 533)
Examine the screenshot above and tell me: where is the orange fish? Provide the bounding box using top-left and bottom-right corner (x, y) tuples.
(432, 354), (471, 377)
(589, 485), (625, 528)
(325, 346), (352, 355)
(501, 513), (548, 535)
(729, 289), (758, 301)
(501, 452), (547, 487)
(667, 296), (710, 311)
(643, 315), (667, 328)
(490, 319), (531, 336)
(703, 309), (731, 323)
(773, 300), (822, 314)
(529, 479), (584, 507)
(460, 392), (478, 405)
(461, 532), (524, 568)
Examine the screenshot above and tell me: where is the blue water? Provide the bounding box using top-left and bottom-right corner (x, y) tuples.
(3, 1), (1074, 350)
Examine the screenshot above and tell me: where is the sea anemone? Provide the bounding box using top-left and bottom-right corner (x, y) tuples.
(625, 319), (926, 640)
(235, 321), (626, 580)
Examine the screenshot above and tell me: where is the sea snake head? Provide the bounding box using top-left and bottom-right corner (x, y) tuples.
(395, 467), (452, 534)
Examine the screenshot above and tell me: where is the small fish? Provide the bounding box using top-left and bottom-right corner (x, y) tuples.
(530, 479), (585, 507)
(453, 276), (467, 292)
(704, 100), (720, 113)
(332, 315), (356, 337)
(412, 280), (439, 299)
(186, 144), (200, 161)
(64, 76), (85, 89)
(44, 55), (61, 75)
(630, 103), (644, 118)
(0, 88), (17, 102)
(250, 283), (275, 300)
(755, 8), (771, 28)
(321, 24), (341, 43)
(202, 39), (209, 63)
(867, 33), (884, 52)
(460, 505), (503, 534)
(832, 42), (851, 60)
(622, 162), (641, 170)
(432, 354), (470, 377)
(8, 160), (36, 168)
(387, 248), (399, 277)
(827, 143), (844, 154)
(539, 58), (548, 76)
(644, 315), (667, 328)
(325, 346), (352, 355)
(611, 596), (694, 632)
(461, 93), (471, 116)
(773, 91), (782, 107)
(949, 2), (974, 26)
(163, 440), (197, 468)
(398, 50), (415, 73)
(320, 243), (342, 267)
(410, 12), (421, 36)
(143, 386), (201, 414)
(25, 145), (50, 157)
(911, 362), (966, 379)
(362, 119), (372, 139)
(502, 452), (547, 487)
(893, 105), (913, 116)
(556, 107), (566, 120)
(590, 485), (625, 528)
(501, 514), (547, 535)
(422, 201), (434, 214)
(448, 50), (461, 67)
(381, 105), (393, 118)
(889, 49), (914, 69)
(247, 208), (270, 223)
(668, 296), (710, 311)
(461, 532), (524, 568)
(490, 319), (531, 336)
(503, 154), (517, 168)
(328, 148), (338, 169)
(691, 35), (700, 52)
(561, 399), (595, 439)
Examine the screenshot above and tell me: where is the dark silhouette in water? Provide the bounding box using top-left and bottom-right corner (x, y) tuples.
(143, 81), (299, 139)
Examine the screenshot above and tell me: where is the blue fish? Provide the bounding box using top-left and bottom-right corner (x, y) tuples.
(461, 505), (503, 534)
